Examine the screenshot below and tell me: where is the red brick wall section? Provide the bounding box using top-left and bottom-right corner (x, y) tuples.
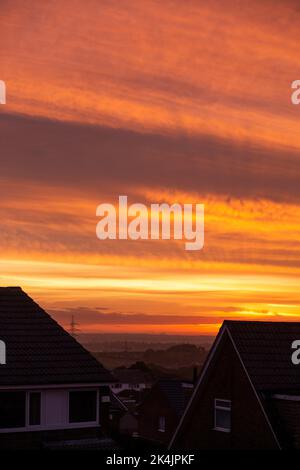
(172, 332), (279, 450)
(138, 386), (179, 446)
(272, 398), (300, 449)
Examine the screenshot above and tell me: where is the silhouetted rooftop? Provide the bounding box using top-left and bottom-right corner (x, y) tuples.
(0, 287), (113, 386)
(224, 320), (300, 392)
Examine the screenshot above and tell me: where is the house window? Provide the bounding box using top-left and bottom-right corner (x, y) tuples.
(69, 391), (97, 423)
(29, 392), (41, 426)
(101, 395), (110, 403)
(0, 392), (26, 429)
(214, 399), (231, 432)
(158, 416), (166, 432)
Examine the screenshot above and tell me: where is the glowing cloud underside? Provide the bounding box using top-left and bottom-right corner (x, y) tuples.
(1, 0), (300, 333)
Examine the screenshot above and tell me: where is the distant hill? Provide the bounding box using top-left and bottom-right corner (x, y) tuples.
(79, 333), (214, 352)
(143, 344), (206, 368)
(91, 343), (207, 372)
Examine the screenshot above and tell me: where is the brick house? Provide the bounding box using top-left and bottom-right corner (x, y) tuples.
(138, 379), (193, 446)
(0, 287), (115, 449)
(170, 320), (300, 450)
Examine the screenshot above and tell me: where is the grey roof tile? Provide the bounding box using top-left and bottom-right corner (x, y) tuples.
(0, 287), (113, 386)
(224, 320), (300, 392)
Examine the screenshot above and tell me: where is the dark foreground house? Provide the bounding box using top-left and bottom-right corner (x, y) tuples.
(107, 388), (131, 435)
(0, 287), (115, 449)
(138, 379), (193, 446)
(170, 320), (300, 450)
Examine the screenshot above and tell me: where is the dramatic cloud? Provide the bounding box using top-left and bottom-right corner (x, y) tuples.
(1, 0), (300, 333)
(1, 113), (300, 203)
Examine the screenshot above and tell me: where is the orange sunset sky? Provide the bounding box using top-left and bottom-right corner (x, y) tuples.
(1, 0), (300, 335)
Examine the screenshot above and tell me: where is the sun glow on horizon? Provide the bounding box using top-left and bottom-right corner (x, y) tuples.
(1, 0), (300, 334)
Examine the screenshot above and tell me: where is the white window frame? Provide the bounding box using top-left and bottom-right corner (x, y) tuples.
(0, 390), (41, 433)
(68, 388), (99, 426)
(214, 398), (231, 433)
(27, 391), (42, 427)
(0, 388), (99, 433)
(158, 415), (166, 433)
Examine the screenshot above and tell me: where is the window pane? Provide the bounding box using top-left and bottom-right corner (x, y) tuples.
(29, 392), (41, 426)
(215, 399), (231, 409)
(215, 408), (231, 430)
(0, 392), (26, 429)
(69, 391), (97, 423)
(158, 416), (166, 432)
